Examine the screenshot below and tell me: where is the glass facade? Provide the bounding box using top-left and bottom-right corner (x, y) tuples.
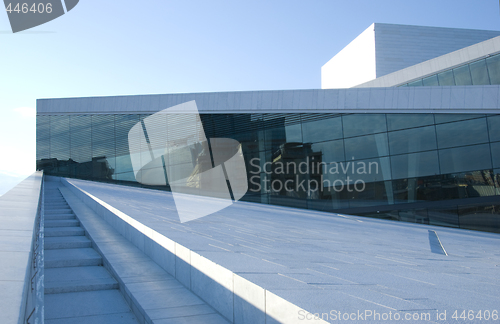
(37, 112), (500, 233)
(400, 53), (500, 87)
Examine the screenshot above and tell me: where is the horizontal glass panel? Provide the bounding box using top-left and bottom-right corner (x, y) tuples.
(470, 59), (490, 85)
(486, 54), (500, 84)
(302, 117), (342, 142)
(434, 113), (484, 124)
(487, 115), (500, 142)
(437, 70), (455, 86)
(439, 144), (492, 174)
(342, 114), (386, 138)
(390, 151), (440, 179)
(388, 125), (436, 155)
(422, 75), (438, 86)
(453, 65), (472, 85)
(345, 133), (389, 160)
(386, 113), (434, 131)
(436, 118), (489, 149)
(491, 142), (500, 168)
(407, 79), (423, 87)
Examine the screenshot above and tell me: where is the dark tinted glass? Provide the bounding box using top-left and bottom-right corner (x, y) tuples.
(311, 139), (344, 163)
(386, 113), (434, 131)
(342, 114), (386, 137)
(459, 204), (500, 232)
(491, 142), (500, 168)
(302, 117), (342, 143)
(434, 114), (484, 124)
(428, 207), (459, 228)
(453, 65), (472, 85)
(344, 157), (392, 183)
(345, 133), (389, 160)
(388, 125), (436, 155)
(436, 118), (489, 149)
(390, 151), (440, 179)
(470, 59), (490, 85)
(487, 115), (500, 142)
(439, 144), (492, 174)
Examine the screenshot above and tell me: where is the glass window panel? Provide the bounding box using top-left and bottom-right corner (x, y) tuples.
(437, 70), (455, 86)
(407, 79), (423, 87)
(453, 65), (472, 85)
(487, 115), (500, 142)
(311, 140), (346, 186)
(398, 209), (429, 224)
(439, 144), (492, 174)
(345, 133), (389, 160)
(342, 114), (386, 138)
(458, 204), (500, 232)
(434, 113), (484, 124)
(386, 113), (434, 131)
(422, 75), (439, 86)
(428, 207), (459, 228)
(436, 118), (489, 149)
(343, 181), (394, 208)
(70, 115), (92, 163)
(264, 127), (287, 152)
(390, 151), (440, 180)
(285, 123), (302, 143)
(302, 117), (342, 143)
(388, 125), (436, 154)
(491, 142), (500, 168)
(311, 139), (345, 163)
(344, 156), (392, 183)
(494, 168), (500, 195)
(470, 59), (490, 85)
(486, 54), (500, 84)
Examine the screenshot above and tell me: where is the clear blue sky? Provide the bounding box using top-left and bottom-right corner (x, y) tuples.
(1, 0), (500, 194)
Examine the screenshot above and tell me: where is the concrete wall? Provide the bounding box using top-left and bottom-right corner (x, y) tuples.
(0, 172), (43, 324)
(37, 86), (500, 115)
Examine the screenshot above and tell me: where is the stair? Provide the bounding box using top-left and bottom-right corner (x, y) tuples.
(43, 184), (139, 324)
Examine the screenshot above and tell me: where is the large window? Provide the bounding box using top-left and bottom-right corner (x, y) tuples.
(37, 112), (500, 233)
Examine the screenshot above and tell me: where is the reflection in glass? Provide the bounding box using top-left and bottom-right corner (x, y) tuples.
(345, 133), (389, 160)
(490, 142), (500, 168)
(388, 126), (436, 155)
(453, 65), (472, 85)
(486, 54), (500, 84)
(437, 70), (455, 86)
(439, 144), (492, 174)
(436, 118), (488, 149)
(342, 114), (386, 138)
(422, 75), (438, 86)
(407, 79), (423, 87)
(390, 151), (439, 180)
(487, 115), (500, 142)
(470, 60), (490, 85)
(302, 117), (342, 142)
(386, 114), (434, 131)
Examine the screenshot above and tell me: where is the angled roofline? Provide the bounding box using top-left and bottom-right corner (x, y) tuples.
(355, 35), (500, 88)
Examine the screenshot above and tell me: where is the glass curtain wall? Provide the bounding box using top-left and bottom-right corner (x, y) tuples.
(37, 112), (500, 232)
